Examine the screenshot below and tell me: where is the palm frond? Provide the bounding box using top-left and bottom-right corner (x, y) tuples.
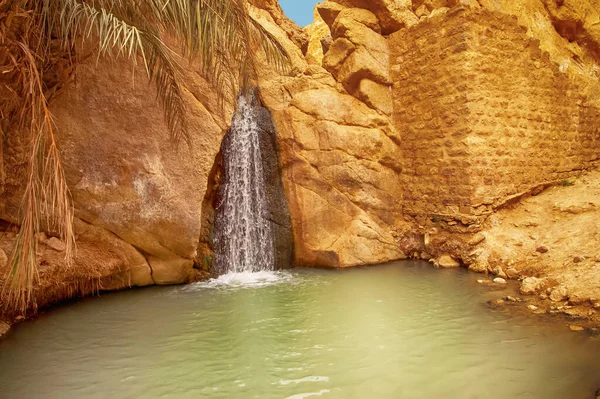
(1, 0), (291, 314)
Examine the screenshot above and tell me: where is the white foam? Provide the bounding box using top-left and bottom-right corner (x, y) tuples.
(192, 270), (293, 289)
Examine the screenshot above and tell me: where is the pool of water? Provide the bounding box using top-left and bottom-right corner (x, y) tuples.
(1, 262), (599, 398)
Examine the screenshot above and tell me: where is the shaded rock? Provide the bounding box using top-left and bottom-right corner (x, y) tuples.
(492, 266), (507, 279)
(520, 277), (546, 295)
(415, 5), (430, 18)
(568, 293), (587, 305)
(46, 237), (66, 252)
(505, 267), (519, 279)
(323, 38), (356, 77)
(320, 33), (333, 54)
(0, 248), (7, 269)
(536, 245), (549, 253)
(305, 7), (332, 65)
(436, 254), (460, 268)
(489, 299), (506, 307)
(0, 321), (9, 337)
(549, 286), (569, 302)
(573, 255), (583, 263)
(337, 46), (390, 91)
(466, 248), (490, 273)
(493, 277), (507, 284)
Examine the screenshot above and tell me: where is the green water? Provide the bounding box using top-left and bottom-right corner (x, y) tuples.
(1, 262), (599, 398)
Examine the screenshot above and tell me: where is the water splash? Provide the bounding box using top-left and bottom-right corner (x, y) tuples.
(214, 91), (275, 275)
(192, 270), (294, 289)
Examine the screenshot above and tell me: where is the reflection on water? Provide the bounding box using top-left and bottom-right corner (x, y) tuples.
(1, 262), (599, 399)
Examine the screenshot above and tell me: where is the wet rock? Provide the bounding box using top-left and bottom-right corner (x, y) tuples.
(0, 322), (9, 337)
(492, 266), (507, 279)
(527, 304), (538, 311)
(46, 237), (66, 252)
(536, 245), (549, 253)
(549, 286), (569, 302)
(489, 299), (505, 308)
(466, 248), (489, 272)
(505, 296), (519, 302)
(436, 254), (460, 268)
(520, 277), (545, 295)
(493, 277), (507, 285)
(505, 267), (519, 279)
(569, 325), (585, 332)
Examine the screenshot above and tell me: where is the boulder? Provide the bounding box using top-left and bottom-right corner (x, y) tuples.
(437, 254), (460, 268)
(338, 47), (391, 91)
(305, 8), (332, 65)
(323, 38), (356, 77)
(492, 266), (507, 279)
(549, 286), (569, 302)
(355, 79), (393, 115)
(316, 1), (346, 28)
(331, 8), (382, 34)
(335, 0), (419, 34)
(46, 237), (66, 252)
(520, 277), (546, 295)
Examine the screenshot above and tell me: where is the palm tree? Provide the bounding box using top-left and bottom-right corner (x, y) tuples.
(0, 0), (289, 313)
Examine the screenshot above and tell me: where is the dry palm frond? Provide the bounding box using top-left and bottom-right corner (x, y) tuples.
(1, 0), (290, 314)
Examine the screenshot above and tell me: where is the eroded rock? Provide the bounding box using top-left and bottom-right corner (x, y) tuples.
(520, 277), (546, 295)
(549, 286), (569, 302)
(436, 254), (460, 268)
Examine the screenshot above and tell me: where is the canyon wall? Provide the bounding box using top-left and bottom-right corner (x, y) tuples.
(392, 7), (600, 230)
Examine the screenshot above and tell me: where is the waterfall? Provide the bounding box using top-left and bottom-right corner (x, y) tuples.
(214, 92), (275, 275)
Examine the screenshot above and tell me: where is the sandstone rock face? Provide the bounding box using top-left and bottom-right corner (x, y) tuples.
(335, 0), (419, 34)
(391, 7), (600, 229)
(305, 8), (331, 65)
(260, 72), (407, 266)
(46, 56), (229, 284)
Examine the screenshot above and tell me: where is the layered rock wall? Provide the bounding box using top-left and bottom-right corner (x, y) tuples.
(392, 7), (600, 228)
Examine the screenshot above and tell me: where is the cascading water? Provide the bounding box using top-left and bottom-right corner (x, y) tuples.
(214, 91), (275, 276)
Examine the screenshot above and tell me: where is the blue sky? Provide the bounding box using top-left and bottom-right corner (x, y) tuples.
(280, 0), (321, 26)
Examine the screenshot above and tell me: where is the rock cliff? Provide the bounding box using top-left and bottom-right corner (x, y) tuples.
(1, 0), (600, 324)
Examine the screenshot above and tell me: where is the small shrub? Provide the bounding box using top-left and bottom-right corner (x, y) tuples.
(560, 180), (575, 187)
